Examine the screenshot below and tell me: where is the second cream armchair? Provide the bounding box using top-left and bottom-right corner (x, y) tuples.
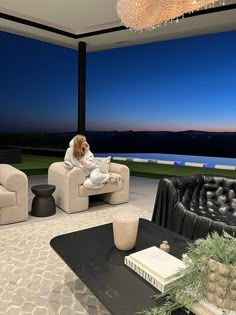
(48, 161), (130, 213)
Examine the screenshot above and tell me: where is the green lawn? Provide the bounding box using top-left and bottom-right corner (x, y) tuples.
(114, 160), (236, 178)
(12, 155), (62, 175)
(11, 154), (236, 178)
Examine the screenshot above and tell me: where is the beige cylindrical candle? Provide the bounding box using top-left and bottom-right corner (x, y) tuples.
(112, 212), (139, 250)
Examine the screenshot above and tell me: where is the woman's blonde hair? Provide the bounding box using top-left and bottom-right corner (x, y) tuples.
(73, 134), (86, 159)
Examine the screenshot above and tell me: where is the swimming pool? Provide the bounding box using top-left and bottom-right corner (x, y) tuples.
(96, 153), (236, 168)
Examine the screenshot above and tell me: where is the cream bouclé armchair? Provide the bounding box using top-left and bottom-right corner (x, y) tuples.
(48, 161), (130, 213)
(0, 164), (28, 224)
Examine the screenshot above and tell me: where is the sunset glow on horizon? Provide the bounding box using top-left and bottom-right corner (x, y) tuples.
(86, 123), (236, 133)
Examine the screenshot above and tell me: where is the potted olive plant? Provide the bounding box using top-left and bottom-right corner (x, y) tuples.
(142, 232), (236, 315)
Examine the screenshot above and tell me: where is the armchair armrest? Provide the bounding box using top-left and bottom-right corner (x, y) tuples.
(110, 162), (129, 183)
(0, 164), (28, 223)
(48, 162), (86, 212)
(0, 164), (27, 192)
(110, 162), (130, 195)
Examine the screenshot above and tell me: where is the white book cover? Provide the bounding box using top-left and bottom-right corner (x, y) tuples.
(126, 246), (185, 282)
(124, 255), (183, 292)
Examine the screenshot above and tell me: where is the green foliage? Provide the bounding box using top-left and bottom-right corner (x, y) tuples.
(142, 232), (236, 315)
(189, 232), (236, 267)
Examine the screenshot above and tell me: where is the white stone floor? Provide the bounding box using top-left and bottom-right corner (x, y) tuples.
(1, 175), (158, 229)
(0, 175), (159, 315)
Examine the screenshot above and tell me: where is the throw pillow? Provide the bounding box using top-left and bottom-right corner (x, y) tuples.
(95, 156), (111, 174)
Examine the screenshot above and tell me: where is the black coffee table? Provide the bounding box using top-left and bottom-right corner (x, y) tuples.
(50, 219), (190, 315)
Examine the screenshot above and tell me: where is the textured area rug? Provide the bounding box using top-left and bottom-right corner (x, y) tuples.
(0, 205), (151, 315)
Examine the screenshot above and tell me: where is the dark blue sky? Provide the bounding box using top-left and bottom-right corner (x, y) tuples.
(87, 30), (236, 132)
(0, 30), (235, 133)
(0, 31), (78, 133)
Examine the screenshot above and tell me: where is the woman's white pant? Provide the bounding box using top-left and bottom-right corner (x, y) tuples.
(83, 168), (109, 189)
(90, 168), (109, 184)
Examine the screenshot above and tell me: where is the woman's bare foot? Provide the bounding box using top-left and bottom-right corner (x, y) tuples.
(109, 173), (122, 183)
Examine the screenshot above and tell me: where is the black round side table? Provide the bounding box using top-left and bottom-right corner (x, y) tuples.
(31, 184), (56, 217)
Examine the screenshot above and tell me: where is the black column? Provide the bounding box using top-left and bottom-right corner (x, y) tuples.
(78, 41), (86, 134)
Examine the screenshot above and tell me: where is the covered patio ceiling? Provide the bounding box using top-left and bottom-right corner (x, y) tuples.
(0, 0), (236, 51)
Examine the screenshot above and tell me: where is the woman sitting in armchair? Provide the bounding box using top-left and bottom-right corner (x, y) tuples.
(64, 134), (121, 189)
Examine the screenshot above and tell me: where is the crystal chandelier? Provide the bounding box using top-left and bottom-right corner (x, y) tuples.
(116, 0), (223, 31)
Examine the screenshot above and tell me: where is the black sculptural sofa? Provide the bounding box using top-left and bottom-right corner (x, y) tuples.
(152, 174), (236, 240)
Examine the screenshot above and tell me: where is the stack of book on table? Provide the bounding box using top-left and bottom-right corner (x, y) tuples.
(125, 247), (235, 314)
(124, 246), (186, 292)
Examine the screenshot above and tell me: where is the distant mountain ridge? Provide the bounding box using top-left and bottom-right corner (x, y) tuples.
(1, 130), (236, 159)
(87, 130), (236, 135)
